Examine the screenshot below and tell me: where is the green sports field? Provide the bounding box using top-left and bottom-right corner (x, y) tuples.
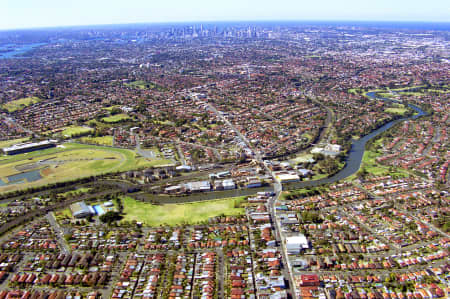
(79, 136), (113, 146)
(385, 107), (408, 115)
(359, 149), (410, 177)
(1, 97), (41, 112)
(120, 196), (246, 226)
(101, 113), (131, 123)
(125, 80), (165, 90)
(61, 126), (94, 137)
(0, 143), (172, 193)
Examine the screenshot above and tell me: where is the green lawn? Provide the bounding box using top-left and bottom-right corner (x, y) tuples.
(0, 143), (172, 193)
(0, 137), (30, 149)
(61, 126), (94, 138)
(385, 107), (408, 115)
(376, 92), (395, 97)
(1, 97), (41, 112)
(80, 136), (113, 146)
(121, 196), (246, 226)
(54, 208), (73, 221)
(390, 85), (426, 91)
(360, 149), (409, 177)
(290, 153), (314, 164)
(398, 91), (424, 96)
(101, 114), (131, 123)
(302, 133), (313, 142)
(311, 173), (328, 180)
(125, 80), (165, 91)
(125, 80), (150, 89)
(348, 88), (363, 95)
(59, 187), (92, 198)
(103, 105), (121, 111)
(428, 89), (449, 94)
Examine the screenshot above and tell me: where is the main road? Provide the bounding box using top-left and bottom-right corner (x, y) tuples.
(204, 99), (296, 298)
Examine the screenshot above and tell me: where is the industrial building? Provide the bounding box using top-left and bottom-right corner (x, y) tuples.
(184, 181), (211, 192)
(246, 177), (262, 188)
(222, 179), (236, 190)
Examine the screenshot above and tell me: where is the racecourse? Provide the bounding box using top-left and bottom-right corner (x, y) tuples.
(0, 142), (171, 193)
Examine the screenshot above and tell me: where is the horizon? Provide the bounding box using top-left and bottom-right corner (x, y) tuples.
(1, 19), (450, 33)
(1, 0), (449, 31)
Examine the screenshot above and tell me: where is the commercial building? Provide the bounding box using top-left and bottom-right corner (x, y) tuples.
(275, 173), (300, 184)
(286, 235), (309, 254)
(311, 143), (341, 157)
(299, 274), (320, 287)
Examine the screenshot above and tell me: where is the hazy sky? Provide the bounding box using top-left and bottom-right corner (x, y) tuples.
(1, 0), (449, 30)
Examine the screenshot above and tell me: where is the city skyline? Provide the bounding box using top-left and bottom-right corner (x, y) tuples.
(1, 0), (449, 30)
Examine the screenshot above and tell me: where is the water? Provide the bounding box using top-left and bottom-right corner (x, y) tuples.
(93, 205), (105, 215)
(5, 169), (42, 185)
(285, 91), (427, 189)
(142, 186), (275, 204)
(0, 43), (45, 59)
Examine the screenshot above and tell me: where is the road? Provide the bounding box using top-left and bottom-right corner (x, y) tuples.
(175, 143), (187, 165)
(204, 98), (296, 298)
(134, 132), (157, 159)
(46, 212), (70, 254)
(204, 101), (252, 153)
(216, 249), (225, 299)
(354, 182), (449, 239)
(0, 114), (36, 136)
(395, 205), (450, 239)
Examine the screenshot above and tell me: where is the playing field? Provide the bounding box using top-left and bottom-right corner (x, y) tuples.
(0, 143), (172, 193)
(125, 80), (164, 90)
(360, 149), (410, 177)
(101, 114), (131, 123)
(1, 97), (41, 113)
(290, 153), (314, 164)
(61, 126), (94, 137)
(103, 105), (121, 111)
(121, 196), (246, 226)
(385, 107), (408, 115)
(80, 136), (113, 146)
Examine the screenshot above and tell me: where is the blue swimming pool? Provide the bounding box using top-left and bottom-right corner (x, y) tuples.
(93, 205), (105, 215)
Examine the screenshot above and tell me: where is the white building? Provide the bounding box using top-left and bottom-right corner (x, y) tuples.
(286, 235), (309, 254)
(222, 179), (236, 190)
(185, 181), (211, 192)
(275, 173), (300, 183)
(70, 201), (95, 218)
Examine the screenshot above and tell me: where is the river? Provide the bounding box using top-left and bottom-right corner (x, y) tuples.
(284, 91), (427, 189)
(0, 43), (46, 59)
